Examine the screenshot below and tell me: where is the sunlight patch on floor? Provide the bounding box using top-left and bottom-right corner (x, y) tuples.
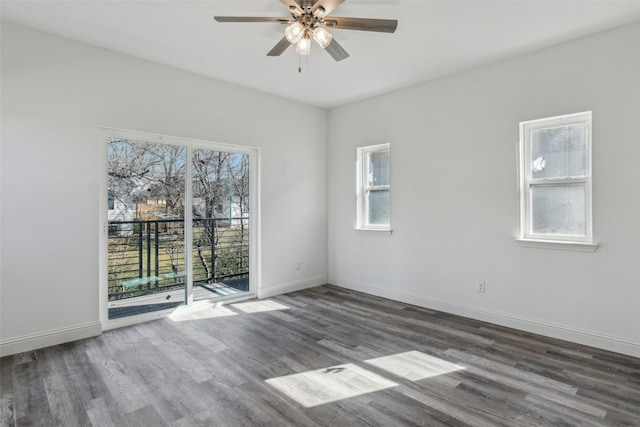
(167, 303), (238, 322)
(266, 363), (398, 407)
(365, 350), (466, 381)
(231, 299), (290, 313)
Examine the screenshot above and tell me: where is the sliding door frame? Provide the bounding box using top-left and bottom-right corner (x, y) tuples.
(98, 127), (261, 330)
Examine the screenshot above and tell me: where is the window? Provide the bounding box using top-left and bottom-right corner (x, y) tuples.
(357, 143), (390, 230)
(518, 112), (595, 249)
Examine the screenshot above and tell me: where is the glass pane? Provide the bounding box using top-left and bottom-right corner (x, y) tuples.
(531, 184), (586, 236)
(368, 149), (390, 186)
(192, 149), (250, 300)
(531, 124), (586, 179)
(107, 138), (186, 319)
(368, 189), (390, 225)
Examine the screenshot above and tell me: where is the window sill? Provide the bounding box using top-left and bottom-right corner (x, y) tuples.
(354, 228), (393, 236)
(517, 238), (598, 252)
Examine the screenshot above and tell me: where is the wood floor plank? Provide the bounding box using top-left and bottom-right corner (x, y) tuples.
(11, 358), (55, 425)
(0, 395), (15, 427)
(123, 405), (169, 426)
(2, 284), (640, 426)
(85, 397), (118, 427)
(0, 355), (15, 398)
(444, 349), (579, 395)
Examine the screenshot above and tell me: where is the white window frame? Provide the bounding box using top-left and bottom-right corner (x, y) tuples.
(356, 143), (391, 232)
(518, 111), (597, 251)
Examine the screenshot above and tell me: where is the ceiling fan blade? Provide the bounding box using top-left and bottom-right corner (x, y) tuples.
(325, 17), (398, 33)
(214, 16), (290, 23)
(267, 37), (292, 56)
(313, 0), (345, 16)
(324, 38), (349, 62)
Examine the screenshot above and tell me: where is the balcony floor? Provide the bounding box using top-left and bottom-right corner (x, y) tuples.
(108, 278), (249, 319)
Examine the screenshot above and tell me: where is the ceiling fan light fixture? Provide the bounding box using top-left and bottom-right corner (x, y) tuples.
(296, 36), (311, 55)
(285, 22), (304, 43)
(312, 27), (332, 49)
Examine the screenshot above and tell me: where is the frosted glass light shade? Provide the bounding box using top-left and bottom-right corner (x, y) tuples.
(285, 22), (304, 43)
(312, 27), (332, 48)
(296, 37), (311, 55)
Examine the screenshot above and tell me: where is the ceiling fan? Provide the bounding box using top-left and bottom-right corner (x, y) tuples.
(214, 0), (398, 62)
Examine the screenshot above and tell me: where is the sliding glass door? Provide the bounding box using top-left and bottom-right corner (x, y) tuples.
(101, 130), (257, 326)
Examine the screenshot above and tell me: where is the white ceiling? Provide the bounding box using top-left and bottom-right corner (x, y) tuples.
(3, 1), (640, 109)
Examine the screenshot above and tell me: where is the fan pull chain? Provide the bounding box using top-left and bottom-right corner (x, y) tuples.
(297, 54), (310, 73)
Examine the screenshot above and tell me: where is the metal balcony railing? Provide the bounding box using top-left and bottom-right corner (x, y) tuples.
(108, 217), (249, 301)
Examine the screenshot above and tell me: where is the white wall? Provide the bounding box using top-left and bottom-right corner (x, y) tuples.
(328, 23), (640, 357)
(0, 23), (328, 355)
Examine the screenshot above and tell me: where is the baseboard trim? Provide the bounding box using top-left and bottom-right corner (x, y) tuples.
(0, 322), (102, 357)
(329, 277), (640, 358)
(258, 275), (328, 299)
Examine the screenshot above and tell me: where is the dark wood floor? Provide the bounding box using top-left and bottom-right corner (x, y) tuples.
(1, 285), (639, 426)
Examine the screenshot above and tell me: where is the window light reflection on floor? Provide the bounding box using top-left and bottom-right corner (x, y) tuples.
(266, 351), (466, 407)
(265, 363), (398, 408)
(168, 303), (237, 322)
(231, 299), (290, 313)
(365, 350), (466, 381)
(167, 299), (290, 321)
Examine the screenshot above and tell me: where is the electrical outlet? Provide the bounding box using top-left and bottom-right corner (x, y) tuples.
(477, 280), (486, 293)
(296, 261), (300, 270)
